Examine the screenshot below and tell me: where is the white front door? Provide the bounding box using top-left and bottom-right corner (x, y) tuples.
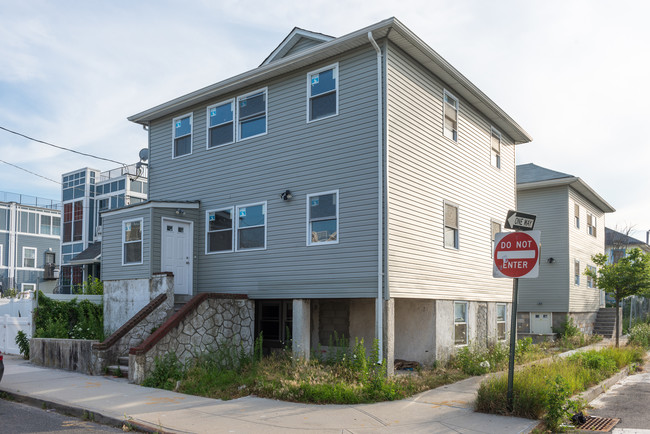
(161, 218), (193, 295)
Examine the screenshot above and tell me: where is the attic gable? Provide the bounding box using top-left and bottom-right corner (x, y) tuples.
(261, 27), (334, 66)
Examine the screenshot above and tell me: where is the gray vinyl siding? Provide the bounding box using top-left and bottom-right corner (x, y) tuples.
(516, 186), (570, 312)
(385, 42), (516, 302)
(146, 46), (380, 299)
(284, 38), (324, 58)
(568, 188), (604, 312)
(16, 234), (58, 268)
(101, 208), (151, 281)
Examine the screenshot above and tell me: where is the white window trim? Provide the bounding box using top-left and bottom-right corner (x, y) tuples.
(574, 259), (580, 286)
(21, 283), (36, 292)
(490, 127), (501, 169)
(171, 112), (193, 159)
(23, 247), (37, 268)
(496, 303), (507, 341)
(0, 245), (3, 267)
(444, 200), (459, 250)
(587, 265), (596, 288)
(237, 88), (268, 142)
(235, 201), (267, 252)
(122, 218), (144, 266)
(205, 207), (234, 254)
(454, 301), (468, 346)
(306, 63), (339, 123)
(306, 189), (340, 246)
(206, 99), (235, 150)
(443, 89), (459, 142)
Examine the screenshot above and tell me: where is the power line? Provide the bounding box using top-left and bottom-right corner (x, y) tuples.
(0, 126), (127, 166)
(0, 158), (61, 185)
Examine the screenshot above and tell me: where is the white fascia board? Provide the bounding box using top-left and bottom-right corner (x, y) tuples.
(518, 177), (615, 213)
(102, 201), (200, 217)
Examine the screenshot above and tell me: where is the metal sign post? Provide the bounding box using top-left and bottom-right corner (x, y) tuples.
(507, 278), (518, 411)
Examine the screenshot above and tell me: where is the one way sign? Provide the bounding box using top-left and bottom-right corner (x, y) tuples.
(504, 210), (536, 231)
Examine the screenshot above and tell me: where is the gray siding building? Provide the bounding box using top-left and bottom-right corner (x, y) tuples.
(102, 18), (532, 365)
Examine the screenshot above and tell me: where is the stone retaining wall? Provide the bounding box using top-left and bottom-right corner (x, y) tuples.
(130, 294), (253, 384)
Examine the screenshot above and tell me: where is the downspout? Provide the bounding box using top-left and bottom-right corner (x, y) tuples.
(368, 31), (384, 358)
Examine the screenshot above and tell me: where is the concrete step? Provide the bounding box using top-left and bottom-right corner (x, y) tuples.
(118, 357), (129, 366)
(107, 364), (128, 377)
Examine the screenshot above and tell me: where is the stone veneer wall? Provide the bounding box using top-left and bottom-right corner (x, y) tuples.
(129, 294), (253, 384)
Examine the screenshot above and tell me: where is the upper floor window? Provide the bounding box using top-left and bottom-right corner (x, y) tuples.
(173, 114), (192, 158)
(612, 249), (625, 263)
(206, 208), (234, 253)
(63, 201), (83, 243)
(207, 100), (234, 148)
(497, 303), (507, 340)
(308, 64), (338, 122)
(587, 214), (597, 237)
(123, 219), (143, 265)
(443, 90), (458, 142)
(236, 202), (266, 250)
(574, 259), (580, 285)
(23, 247), (36, 268)
(574, 204), (580, 228)
(238, 89), (267, 140)
(444, 202), (459, 249)
(307, 191), (339, 245)
(491, 128), (501, 168)
(454, 301), (468, 345)
(587, 265), (596, 288)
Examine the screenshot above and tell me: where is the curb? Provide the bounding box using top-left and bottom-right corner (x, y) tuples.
(577, 367), (629, 404)
(0, 388), (171, 433)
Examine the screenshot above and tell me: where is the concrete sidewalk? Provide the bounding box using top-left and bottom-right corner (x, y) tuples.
(0, 354), (538, 433)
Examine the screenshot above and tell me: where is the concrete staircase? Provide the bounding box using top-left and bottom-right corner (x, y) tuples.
(107, 356), (129, 378)
(593, 307), (617, 338)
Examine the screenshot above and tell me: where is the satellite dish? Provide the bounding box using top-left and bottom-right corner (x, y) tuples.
(139, 148), (149, 162)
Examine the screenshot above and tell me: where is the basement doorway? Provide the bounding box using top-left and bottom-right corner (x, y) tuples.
(255, 300), (292, 354)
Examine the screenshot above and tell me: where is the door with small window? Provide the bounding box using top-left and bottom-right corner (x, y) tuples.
(161, 218), (193, 295)
(255, 300), (293, 354)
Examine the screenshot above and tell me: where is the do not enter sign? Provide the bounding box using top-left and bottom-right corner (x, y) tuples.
(493, 231), (540, 279)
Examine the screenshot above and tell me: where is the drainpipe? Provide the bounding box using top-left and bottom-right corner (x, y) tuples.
(368, 31), (384, 358)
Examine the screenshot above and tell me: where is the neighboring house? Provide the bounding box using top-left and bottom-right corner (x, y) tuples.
(101, 18), (532, 366)
(59, 165), (147, 293)
(0, 192), (60, 294)
(605, 227), (650, 262)
(516, 163), (615, 335)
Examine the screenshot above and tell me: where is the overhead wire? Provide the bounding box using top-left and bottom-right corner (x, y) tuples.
(0, 158), (62, 185)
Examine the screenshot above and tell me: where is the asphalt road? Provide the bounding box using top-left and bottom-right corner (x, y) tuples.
(589, 366), (650, 432)
(0, 398), (121, 433)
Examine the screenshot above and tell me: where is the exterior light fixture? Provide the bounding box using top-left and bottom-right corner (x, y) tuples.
(280, 190), (293, 201)
(175, 208), (185, 215)
(547, 257), (555, 264)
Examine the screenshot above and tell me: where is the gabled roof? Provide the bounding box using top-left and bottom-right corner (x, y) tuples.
(517, 163), (615, 213)
(605, 227), (650, 253)
(261, 27), (334, 66)
(128, 17), (532, 144)
(70, 242), (101, 265)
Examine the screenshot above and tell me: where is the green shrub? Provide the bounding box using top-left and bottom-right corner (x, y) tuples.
(142, 353), (185, 390)
(15, 330), (30, 359)
(628, 322), (650, 348)
(543, 375), (582, 432)
(34, 291), (104, 340)
(554, 316), (581, 338)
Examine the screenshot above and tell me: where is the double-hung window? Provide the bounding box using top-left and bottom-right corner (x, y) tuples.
(454, 301), (468, 345)
(236, 203), (266, 250)
(173, 113), (192, 158)
(206, 208), (234, 253)
(444, 202), (459, 249)
(308, 64), (338, 121)
(237, 89), (267, 140)
(491, 128), (501, 168)
(23, 247), (36, 268)
(587, 214), (597, 237)
(574, 204), (580, 228)
(443, 90), (459, 141)
(307, 191), (338, 245)
(207, 101), (234, 148)
(574, 259), (580, 285)
(587, 265), (596, 288)
(497, 303), (507, 340)
(123, 219), (143, 265)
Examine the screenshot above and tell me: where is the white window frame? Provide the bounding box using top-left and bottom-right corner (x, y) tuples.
(23, 247), (37, 268)
(443, 90), (459, 142)
(496, 303), (507, 340)
(122, 218), (144, 266)
(306, 63), (339, 123)
(206, 99), (235, 149)
(490, 127), (501, 169)
(172, 113), (193, 159)
(0, 244), (3, 267)
(235, 201), (267, 252)
(237, 88), (268, 141)
(444, 201), (459, 250)
(587, 213), (597, 237)
(21, 283), (36, 292)
(574, 203), (580, 229)
(454, 301), (468, 346)
(574, 259), (580, 285)
(205, 207), (234, 254)
(306, 190), (339, 246)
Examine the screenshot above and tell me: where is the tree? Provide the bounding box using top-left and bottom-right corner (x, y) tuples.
(586, 248), (650, 347)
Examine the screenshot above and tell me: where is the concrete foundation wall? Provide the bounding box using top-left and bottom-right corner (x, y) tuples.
(394, 299), (436, 365)
(309, 299), (375, 357)
(103, 273), (172, 336)
(30, 338), (99, 374)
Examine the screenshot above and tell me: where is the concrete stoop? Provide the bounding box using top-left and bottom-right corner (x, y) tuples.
(106, 356), (129, 377)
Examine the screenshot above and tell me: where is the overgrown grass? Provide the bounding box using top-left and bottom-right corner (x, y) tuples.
(475, 346), (644, 423)
(628, 322), (650, 348)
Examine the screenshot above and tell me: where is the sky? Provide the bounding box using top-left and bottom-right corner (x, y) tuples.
(1, 0), (649, 240)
